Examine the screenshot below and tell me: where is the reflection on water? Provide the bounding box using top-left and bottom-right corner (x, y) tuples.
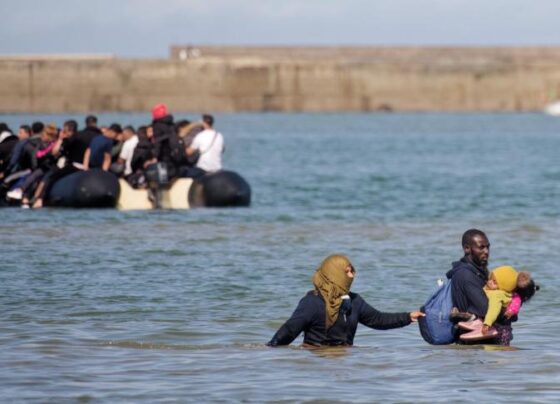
(1, 113), (560, 402)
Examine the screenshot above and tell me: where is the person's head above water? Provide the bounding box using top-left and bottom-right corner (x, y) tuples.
(486, 266), (518, 292)
(312, 254), (355, 329)
(462, 228), (490, 269)
(517, 277), (539, 302)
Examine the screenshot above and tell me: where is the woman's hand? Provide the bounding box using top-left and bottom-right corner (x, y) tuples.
(409, 311), (425, 322)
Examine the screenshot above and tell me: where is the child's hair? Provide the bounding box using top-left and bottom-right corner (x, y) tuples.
(517, 271), (532, 289)
(517, 278), (539, 302)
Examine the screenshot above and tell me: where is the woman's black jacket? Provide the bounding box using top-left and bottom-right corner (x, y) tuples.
(268, 291), (411, 347)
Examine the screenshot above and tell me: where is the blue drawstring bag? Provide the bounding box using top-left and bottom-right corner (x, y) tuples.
(418, 279), (456, 345)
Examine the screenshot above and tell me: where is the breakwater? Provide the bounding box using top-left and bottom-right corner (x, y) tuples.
(2, 47), (560, 113)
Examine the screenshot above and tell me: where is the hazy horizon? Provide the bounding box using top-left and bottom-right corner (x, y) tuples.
(2, 0), (560, 58)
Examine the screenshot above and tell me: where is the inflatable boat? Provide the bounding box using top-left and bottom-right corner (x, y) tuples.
(44, 169), (251, 209)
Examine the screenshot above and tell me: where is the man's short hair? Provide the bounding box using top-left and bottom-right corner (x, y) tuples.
(64, 120), (78, 134)
(175, 120), (191, 132)
(19, 124), (31, 135)
(109, 123), (123, 134)
(137, 126), (147, 139)
(461, 228), (487, 248)
(202, 114), (214, 127)
(31, 121), (44, 135)
(85, 115), (98, 127)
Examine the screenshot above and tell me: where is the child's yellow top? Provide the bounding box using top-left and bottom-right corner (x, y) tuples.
(483, 266), (518, 326)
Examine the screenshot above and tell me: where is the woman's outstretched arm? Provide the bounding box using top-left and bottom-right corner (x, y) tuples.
(357, 295), (415, 330)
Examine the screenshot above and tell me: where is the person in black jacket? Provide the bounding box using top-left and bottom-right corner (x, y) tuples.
(267, 254), (424, 347)
(17, 121), (44, 172)
(446, 228), (515, 345)
(0, 123), (17, 175)
(64, 115), (102, 167)
(446, 229), (490, 318)
(151, 103), (181, 172)
(2, 125), (30, 178)
(29, 118), (92, 208)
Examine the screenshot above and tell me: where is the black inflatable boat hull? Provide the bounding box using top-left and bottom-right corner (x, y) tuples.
(44, 169), (250, 209)
(47, 169), (120, 208)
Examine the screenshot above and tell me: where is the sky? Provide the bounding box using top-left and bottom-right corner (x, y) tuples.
(1, 0), (560, 58)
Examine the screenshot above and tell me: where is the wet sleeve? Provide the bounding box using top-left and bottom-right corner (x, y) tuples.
(357, 297), (412, 330)
(267, 296), (315, 346)
(484, 290), (510, 326)
(460, 276), (489, 318)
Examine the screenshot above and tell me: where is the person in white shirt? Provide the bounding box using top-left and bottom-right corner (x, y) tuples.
(117, 126), (139, 177)
(187, 114), (224, 174)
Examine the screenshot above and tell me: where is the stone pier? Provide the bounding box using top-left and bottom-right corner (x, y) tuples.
(2, 47), (560, 113)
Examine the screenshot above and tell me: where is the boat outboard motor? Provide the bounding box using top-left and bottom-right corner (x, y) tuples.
(145, 162), (172, 208)
(188, 170), (251, 208)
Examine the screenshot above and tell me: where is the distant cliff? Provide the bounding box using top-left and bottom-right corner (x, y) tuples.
(2, 47), (560, 113)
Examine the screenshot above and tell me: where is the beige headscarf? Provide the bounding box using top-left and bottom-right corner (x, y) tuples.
(312, 254), (354, 329)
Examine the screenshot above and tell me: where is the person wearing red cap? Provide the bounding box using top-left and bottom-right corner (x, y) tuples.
(144, 103), (185, 207)
(152, 104), (180, 172)
(152, 103), (168, 121)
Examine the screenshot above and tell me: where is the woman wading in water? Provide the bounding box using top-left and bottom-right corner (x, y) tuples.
(267, 254), (424, 347)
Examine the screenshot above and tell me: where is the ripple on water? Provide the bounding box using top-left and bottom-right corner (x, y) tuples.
(2, 113), (560, 402)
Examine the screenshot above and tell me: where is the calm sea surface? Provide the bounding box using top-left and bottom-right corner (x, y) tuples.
(1, 113), (559, 402)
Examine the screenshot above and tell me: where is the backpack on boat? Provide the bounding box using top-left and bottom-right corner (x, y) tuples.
(418, 278), (456, 345)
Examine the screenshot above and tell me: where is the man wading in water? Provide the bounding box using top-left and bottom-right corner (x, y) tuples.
(446, 229), (515, 345)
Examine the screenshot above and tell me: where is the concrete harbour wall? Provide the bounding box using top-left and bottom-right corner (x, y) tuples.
(2, 47), (560, 113)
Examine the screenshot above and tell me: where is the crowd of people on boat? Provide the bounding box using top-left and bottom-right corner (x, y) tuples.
(0, 104), (224, 208)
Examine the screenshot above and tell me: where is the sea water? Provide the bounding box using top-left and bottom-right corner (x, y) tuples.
(1, 113), (559, 402)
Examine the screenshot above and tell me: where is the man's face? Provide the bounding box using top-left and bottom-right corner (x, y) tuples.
(464, 234), (490, 268)
(18, 128), (29, 140)
(63, 125), (74, 138)
(123, 128), (134, 140)
(104, 128), (117, 139)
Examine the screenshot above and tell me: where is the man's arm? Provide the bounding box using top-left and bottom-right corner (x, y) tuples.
(52, 131), (71, 157)
(461, 277), (489, 318)
(186, 134), (201, 156)
(83, 148), (91, 170)
(101, 152), (111, 171)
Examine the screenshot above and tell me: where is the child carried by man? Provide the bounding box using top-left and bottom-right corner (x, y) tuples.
(452, 266), (539, 342)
